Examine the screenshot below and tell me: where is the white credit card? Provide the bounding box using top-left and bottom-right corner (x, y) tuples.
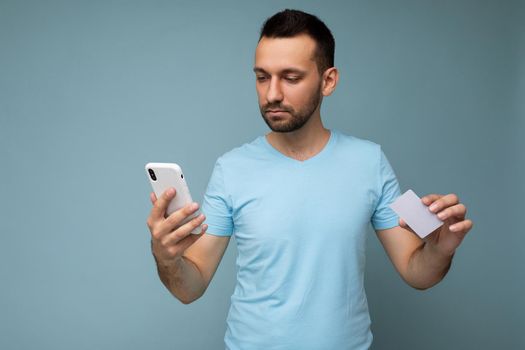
(389, 189), (444, 238)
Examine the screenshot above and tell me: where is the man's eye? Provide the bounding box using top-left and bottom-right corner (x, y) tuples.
(256, 76), (268, 82)
(285, 76), (300, 83)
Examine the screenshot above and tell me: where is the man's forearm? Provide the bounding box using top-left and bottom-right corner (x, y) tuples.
(405, 243), (454, 290)
(153, 254), (207, 304)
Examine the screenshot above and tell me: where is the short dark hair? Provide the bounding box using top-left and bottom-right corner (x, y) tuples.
(259, 9), (335, 74)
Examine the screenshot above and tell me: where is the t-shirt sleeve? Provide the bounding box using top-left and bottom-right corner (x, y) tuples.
(200, 159), (234, 236)
(371, 147), (402, 230)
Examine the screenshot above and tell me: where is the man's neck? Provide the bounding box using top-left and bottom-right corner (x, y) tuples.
(265, 115), (331, 161)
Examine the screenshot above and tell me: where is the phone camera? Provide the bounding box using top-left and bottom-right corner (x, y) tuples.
(148, 169), (157, 181)
(181, 174), (184, 179)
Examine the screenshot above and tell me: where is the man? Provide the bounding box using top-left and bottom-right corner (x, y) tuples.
(146, 9), (473, 350)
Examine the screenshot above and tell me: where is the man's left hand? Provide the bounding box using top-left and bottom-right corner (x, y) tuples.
(399, 193), (473, 256)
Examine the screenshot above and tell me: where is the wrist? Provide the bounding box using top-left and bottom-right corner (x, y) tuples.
(151, 248), (183, 269)
(424, 241), (455, 267)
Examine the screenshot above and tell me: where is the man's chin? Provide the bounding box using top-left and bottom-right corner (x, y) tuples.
(261, 112), (310, 133)
(264, 120), (300, 133)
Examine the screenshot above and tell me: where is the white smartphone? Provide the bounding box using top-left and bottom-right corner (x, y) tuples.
(145, 162), (202, 234)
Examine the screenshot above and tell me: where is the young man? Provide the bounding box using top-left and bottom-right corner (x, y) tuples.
(146, 9), (473, 350)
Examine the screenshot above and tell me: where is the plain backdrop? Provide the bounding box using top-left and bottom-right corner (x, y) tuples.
(1, 1), (524, 349)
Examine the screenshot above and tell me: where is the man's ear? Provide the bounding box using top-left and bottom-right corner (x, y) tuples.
(321, 67), (339, 97)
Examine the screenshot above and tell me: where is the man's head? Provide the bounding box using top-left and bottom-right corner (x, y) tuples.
(259, 9), (335, 75)
(254, 9), (338, 133)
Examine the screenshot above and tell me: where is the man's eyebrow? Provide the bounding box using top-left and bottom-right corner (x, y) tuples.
(281, 68), (306, 75)
(253, 67), (306, 75)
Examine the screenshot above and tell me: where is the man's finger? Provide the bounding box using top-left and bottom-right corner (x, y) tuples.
(173, 230), (206, 255)
(449, 219), (474, 233)
(178, 224), (209, 251)
(428, 193), (459, 213)
(150, 187), (176, 220)
(421, 194), (443, 205)
(150, 192), (157, 205)
(161, 213), (206, 246)
(436, 203), (467, 221)
(159, 202), (201, 234)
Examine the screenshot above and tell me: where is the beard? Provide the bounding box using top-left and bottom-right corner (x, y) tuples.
(259, 84), (322, 133)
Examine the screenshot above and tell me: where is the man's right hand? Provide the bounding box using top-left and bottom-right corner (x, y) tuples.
(146, 187), (208, 263)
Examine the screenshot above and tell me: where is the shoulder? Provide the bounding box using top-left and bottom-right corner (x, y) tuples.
(333, 129), (382, 158)
(214, 135), (266, 167)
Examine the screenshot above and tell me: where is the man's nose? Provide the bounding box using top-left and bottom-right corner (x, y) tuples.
(266, 78), (284, 103)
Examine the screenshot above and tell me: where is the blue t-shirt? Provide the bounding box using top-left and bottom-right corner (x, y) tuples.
(201, 129), (401, 350)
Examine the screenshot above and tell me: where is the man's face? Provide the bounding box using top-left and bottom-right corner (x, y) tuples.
(254, 34), (323, 133)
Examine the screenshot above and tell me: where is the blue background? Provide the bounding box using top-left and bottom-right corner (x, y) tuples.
(1, 1), (523, 349)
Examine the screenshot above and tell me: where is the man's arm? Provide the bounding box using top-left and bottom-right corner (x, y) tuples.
(375, 193), (473, 290)
(147, 188), (231, 304)
(375, 226), (453, 290)
(153, 233), (231, 304)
